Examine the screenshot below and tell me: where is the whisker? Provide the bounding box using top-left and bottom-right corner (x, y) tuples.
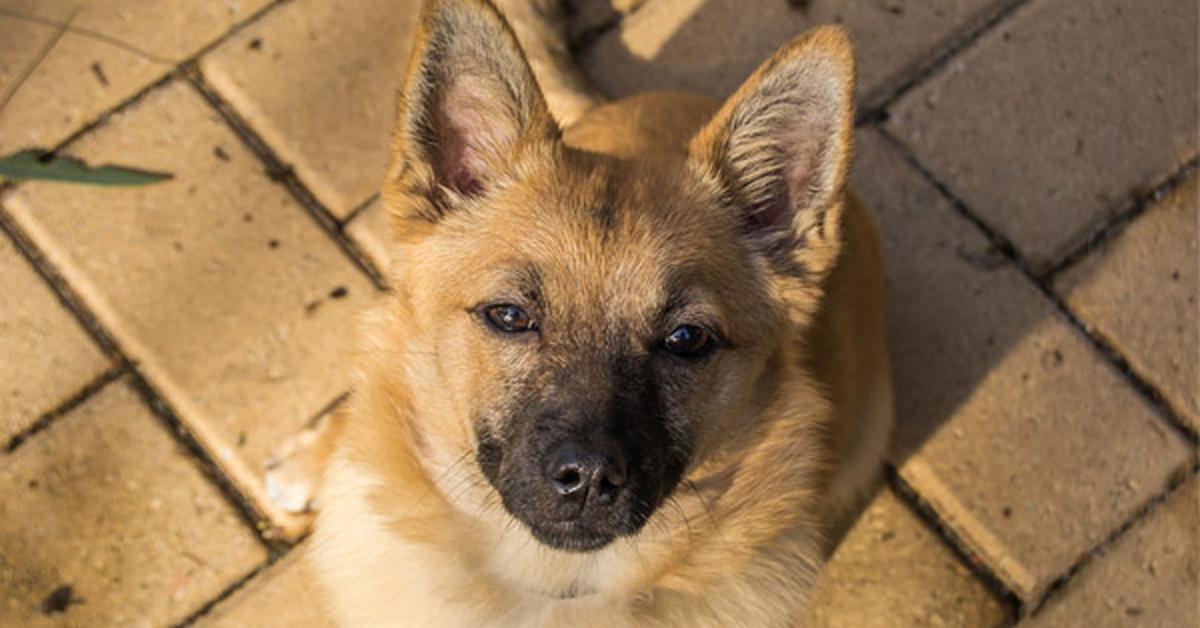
(667, 495), (693, 544)
(687, 479), (725, 542)
(419, 451), (480, 510)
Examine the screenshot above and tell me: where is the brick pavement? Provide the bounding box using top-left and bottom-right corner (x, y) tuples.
(0, 1), (1195, 625)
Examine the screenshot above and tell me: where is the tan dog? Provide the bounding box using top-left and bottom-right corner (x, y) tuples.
(304, 0), (892, 624)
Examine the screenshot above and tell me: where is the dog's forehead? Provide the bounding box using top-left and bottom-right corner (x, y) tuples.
(489, 157), (733, 307)
(414, 149), (770, 341)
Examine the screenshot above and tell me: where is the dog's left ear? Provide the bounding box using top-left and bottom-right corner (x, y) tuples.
(689, 26), (855, 280)
(387, 0), (558, 223)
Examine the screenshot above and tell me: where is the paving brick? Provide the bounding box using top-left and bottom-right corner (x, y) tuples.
(1022, 478), (1199, 627)
(345, 197), (391, 275)
(0, 378), (265, 626)
(0, 0), (272, 154)
(197, 550), (335, 628)
(0, 10), (50, 80)
(581, 0), (1005, 107)
(0, 230), (110, 444)
(1055, 176), (1199, 434)
(0, 16), (163, 155)
(807, 488), (1008, 627)
(886, 0), (1199, 270)
(199, 0), (420, 219)
(852, 129), (1194, 602)
(4, 80), (376, 533)
(4, 1), (275, 62)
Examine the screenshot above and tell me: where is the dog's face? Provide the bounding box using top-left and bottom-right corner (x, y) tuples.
(383, 0), (853, 552)
(399, 155), (784, 551)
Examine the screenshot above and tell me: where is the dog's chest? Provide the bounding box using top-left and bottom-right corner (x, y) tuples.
(315, 462), (644, 626)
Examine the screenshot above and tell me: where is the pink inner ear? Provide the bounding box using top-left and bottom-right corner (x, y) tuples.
(749, 132), (821, 234)
(437, 128), (484, 197)
(434, 81), (517, 197)
(783, 140), (818, 215)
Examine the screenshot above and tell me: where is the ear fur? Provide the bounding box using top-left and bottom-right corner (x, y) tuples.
(385, 0), (559, 224)
(689, 26), (856, 281)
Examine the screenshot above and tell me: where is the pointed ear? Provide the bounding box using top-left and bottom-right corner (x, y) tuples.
(689, 26), (855, 279)
(387, 0), (558, 222)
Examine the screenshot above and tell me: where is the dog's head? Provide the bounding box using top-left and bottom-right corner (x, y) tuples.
(379, 0), (854, 552)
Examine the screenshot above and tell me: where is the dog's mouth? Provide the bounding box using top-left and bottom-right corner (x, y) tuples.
(526, 519), (617, 552)
(498, 476), (664, 553)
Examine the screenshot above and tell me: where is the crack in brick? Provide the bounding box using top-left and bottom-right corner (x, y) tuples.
(0, 5), (176, 64)
(0, 8), (77, 116)
(2, 0), (293, 160)
(1024, 464), (1199, 619)
(885, 466), (1022, 625)
(173, 533), (317, 627)
(855, 0), (1035, 124)
(0, 199), (123, 358)
(899, 458), (1037, 599)
(4, 365), (125, 453)
(172, 556), (275, 628)
(124, 372), (285, 553)
(341, 192), (381, 226)
(1042, 159), (1200, 281)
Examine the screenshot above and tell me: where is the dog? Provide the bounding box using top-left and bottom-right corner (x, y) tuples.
(293, 0), (893, 624)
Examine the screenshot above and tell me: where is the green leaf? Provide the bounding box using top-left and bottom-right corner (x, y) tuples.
(0, 150), (172, 186)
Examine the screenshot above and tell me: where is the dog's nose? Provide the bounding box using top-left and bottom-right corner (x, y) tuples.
(547, 442), (627, 503)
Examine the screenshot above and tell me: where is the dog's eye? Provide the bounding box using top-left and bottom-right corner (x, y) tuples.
(663, 325), (714, 357)
(483, 304), (536, 333)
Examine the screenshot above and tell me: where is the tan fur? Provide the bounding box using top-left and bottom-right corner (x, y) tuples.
(307, 1), (892, 625)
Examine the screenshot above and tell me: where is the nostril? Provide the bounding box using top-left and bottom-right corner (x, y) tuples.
(602, 460), (627, 488)
(552, 464), (586, 496)
(593, 460), (626, 502)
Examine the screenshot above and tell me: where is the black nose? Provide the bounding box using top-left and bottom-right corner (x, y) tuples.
(547, 441), (628, 503)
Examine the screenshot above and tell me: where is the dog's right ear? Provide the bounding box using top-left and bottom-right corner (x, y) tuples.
(386, 0), (558, 223)
(688, 26), (855, 283)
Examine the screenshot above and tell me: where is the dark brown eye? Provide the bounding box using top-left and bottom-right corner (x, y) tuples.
(483, 304), (535, 333)
(663, 325), (714, 357)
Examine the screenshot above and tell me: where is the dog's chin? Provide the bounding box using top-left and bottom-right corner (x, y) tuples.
(526, 520), (617, 553)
